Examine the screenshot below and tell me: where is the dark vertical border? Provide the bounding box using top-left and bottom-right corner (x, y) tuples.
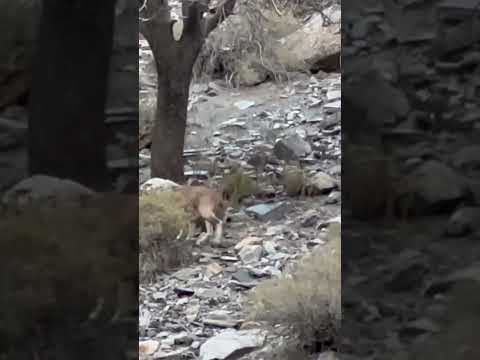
(0, 1), (139, 358)
(342, 0), (480, 357)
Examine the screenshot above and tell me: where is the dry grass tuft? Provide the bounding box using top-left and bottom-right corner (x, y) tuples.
(221, 168), (259, 207)
(139, 191), (193, 283)
(248, 222), (341, 355)
(282, 165), (307, 196)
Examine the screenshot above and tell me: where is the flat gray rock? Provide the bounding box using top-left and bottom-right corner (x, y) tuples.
(245, 202), (290, 221)
(199, 329), (264, 360)
(273, 134), (312, 160)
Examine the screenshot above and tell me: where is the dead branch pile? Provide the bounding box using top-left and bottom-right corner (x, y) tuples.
(193, 0), (289, 85)
(193, 0), (338, 85)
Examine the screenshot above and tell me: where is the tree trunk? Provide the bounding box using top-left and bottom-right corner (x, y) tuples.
(148, 35), (199, 182)
(151, 66), (192, 182)
(28, 0), (116, 191)
(140, 0), (236, 183)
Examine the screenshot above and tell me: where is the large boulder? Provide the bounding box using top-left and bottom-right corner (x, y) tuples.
(2, 175), (95, 208)
(408, 160), (470, 212)
(140, 177), (180, 193)
(274, 14), (340, 72)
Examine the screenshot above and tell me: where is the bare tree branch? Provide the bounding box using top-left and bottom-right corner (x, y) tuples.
(182, 0), (208, 37)
(139, 0), (173, 39)
(181, 0), (235, 39)
(139, 0), (148, 12)
(140, 0), (237, 181)
(205, 0), (236, 36)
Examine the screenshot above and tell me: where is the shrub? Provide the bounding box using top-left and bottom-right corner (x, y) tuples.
(282, 165), (307, 196)
(248, 222), (341, 356)
(139, 191), (193, 283)
(221, 168), (258, 207)
(0, 194), (136, 358)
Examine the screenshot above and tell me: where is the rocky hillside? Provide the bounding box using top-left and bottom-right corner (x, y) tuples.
(342, 1), (480, 358)
(139, 2), (342, 359)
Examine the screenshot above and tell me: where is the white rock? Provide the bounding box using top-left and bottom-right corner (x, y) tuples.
(327, 215), (341, 224)
(139, 308), (152, 330)
(275, 15), (340, 71)
(324, 100), (341, 110)
(238, 245), (263, 264)
(2, 175), (94, 206)
(317, 351), (339, 360)
(234, 236), (263, 251)
(234, 100), (256, 110)
(326, 89), (341, 101)
(324, 4), (341, 24)
(263, 241), (277, 255)
(139, 340), (159, 356)
(309, 171), (337, 193)
(199, 329), (265, 360)
(153, 347), (189, 359)
(140, 178), (180, 193)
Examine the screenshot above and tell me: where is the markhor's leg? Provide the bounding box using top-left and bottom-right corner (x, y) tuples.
(212, 220), (223, 245)
(186, 222), (195, 239)
(196, 221), (212, 245)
